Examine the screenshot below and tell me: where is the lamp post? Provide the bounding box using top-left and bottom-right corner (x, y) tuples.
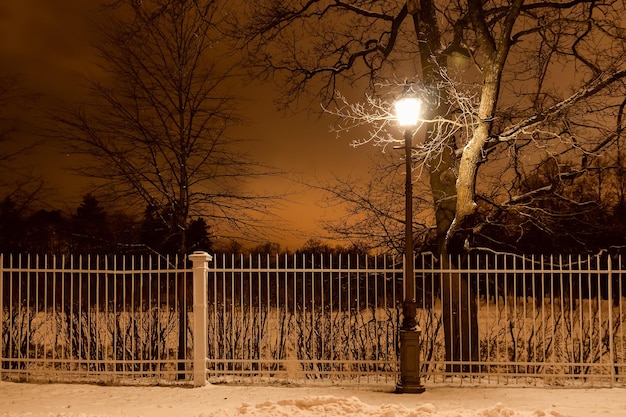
(394, 89), (426, 394)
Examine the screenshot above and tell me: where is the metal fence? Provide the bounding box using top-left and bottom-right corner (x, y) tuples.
(2, 251), (626, 387)
(205, 252), (626, 387)
(205, 253), (403, 385)
(0, 253), (192, 384)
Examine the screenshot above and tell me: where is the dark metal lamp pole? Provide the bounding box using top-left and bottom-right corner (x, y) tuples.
(402, 127), (417, 331)
(394, 89), (425, 394)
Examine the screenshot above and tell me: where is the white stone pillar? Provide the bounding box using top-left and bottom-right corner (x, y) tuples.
(189, 251), (212, 387)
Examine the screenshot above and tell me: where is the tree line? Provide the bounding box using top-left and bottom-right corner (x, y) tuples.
(0, 193), (211, 256)
(0, 192), (369, 256)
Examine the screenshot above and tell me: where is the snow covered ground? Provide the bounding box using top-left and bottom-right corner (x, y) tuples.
(1, 381), (625, 417)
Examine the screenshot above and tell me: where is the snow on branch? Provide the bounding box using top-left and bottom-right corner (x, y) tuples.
(493, 69), (626, 142)
(325, 75), (480, 166)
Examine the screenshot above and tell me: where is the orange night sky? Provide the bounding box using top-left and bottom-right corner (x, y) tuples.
(0, 0), (381, 249)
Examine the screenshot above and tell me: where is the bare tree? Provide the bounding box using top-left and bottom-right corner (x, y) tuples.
(54, 0), (275, 257)
(316, 160), (436, 253)
(234, 0), (626, 373)
(52, 0), (276, 379)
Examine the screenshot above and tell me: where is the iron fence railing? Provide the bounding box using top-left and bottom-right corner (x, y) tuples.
(1, 253), (191, 384)
(205, 253), (403, 385)
(2, 251), (625, 387)
(205, 252), (626, 387)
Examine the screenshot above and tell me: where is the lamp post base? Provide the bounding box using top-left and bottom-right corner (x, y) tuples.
(395, 329), (425, 394)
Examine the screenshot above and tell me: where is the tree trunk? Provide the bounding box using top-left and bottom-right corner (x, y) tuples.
(414, 0), (479, 375)
(426, 127), (479, 373)
(439, 255), (479, 373)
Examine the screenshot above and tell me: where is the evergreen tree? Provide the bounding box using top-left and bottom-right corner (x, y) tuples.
(68, 194), (113, 254)
(0, 197), (24, 253)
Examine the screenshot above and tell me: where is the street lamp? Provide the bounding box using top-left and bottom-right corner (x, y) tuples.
(394, 87), (426, 394)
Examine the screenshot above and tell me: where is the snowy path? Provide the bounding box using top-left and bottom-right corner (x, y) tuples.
(1, 381), (625, 416)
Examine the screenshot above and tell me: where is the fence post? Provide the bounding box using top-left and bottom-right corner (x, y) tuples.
(189, 251), (212, 387)
(0, 253), (3, 381)
(608, 254), (615, 387)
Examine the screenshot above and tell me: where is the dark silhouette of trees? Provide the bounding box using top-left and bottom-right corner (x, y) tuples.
(53, 0), (274, 260)
(140, 204), (212, 255)
(0, 198), (25, 253)
(24, 209), (66, 255)
(472, 156), (626, 254)
(0, 196), (73, 255)
(139, 204), (175, 255)
(0, 192), (213, 256)
(233, 0), (626, 373)
(185, 217), (212, 253)
(251, 241), (284, 256)
(68, 194), (113, 254)
(295, 238), (368, 256)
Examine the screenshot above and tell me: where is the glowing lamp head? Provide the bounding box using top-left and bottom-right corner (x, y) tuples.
(394, 95), (421, 127)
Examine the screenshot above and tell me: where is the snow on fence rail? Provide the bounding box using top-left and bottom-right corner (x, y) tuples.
(2, 251), (626, 387)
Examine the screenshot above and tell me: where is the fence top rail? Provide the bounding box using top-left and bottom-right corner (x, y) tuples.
(0, 267), (190, 274)
(209, 252), (622, 273)
(1, 253), (191, 271)
(2, 251), (624, 273)
(208, 266), (617, 275)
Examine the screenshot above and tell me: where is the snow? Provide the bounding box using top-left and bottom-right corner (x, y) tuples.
(1, 381), (625, 417)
